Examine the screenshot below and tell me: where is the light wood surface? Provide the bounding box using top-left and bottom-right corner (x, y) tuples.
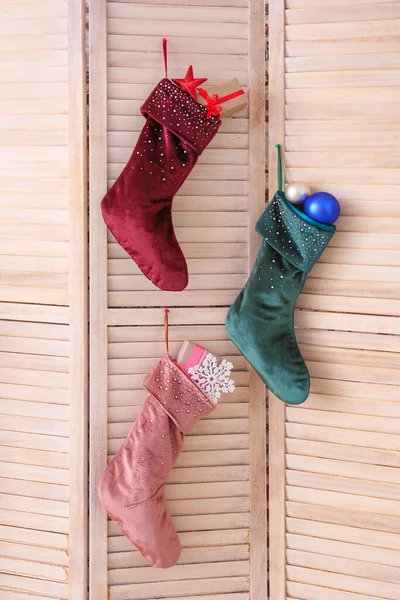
(89, 0), (109, 598)
(67, 0), (88, 598)
(269, 2), (400, 599)
(88, 0), (266, 598)
(268, 1), (287, 599)
(0, 1), (88, 599)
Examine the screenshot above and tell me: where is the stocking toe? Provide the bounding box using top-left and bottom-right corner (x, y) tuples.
(152, 256), (188, 291)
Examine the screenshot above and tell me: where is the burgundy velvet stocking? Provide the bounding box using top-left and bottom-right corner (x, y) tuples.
(98, 354), (215, 568)
(101, 78), (221, 291)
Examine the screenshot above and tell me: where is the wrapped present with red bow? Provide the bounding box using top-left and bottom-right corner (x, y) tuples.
(196, 78), (248, 119)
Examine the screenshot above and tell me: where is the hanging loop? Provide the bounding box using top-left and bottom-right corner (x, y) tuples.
(164, 308), (170, 354)
(275, 143), (283, 192)
(162, 38), (168, 79)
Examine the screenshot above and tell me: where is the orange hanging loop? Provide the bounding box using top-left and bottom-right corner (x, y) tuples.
(164, 308), (170, 354)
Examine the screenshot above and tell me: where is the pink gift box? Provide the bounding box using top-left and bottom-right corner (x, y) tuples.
(176, 341), (220, 373)
(176, 340), (235, 405)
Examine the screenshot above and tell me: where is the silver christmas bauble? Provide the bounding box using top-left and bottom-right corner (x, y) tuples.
(285, 182), (311, 205)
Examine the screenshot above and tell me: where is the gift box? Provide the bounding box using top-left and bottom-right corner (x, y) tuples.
(176, 341), (235, 404)
(176, 341), (219, 373)
(196, 78), (248, 119)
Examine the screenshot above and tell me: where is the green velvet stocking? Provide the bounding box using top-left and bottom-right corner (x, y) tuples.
(226, 191), (335, 405)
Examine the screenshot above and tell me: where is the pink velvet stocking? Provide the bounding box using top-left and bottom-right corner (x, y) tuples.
(98, 354), (215, 568)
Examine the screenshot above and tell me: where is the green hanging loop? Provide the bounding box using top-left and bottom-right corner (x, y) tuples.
(275, 143), (283, 192)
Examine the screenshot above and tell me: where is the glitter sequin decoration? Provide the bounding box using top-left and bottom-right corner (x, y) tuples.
(142, 79), (220, 154)
(226, 190), (335, 405)
(98, 354), (215, 569)
(143, 354), (215, 433)
(100, 78), (221, 292)
(256, 191), (335, 274)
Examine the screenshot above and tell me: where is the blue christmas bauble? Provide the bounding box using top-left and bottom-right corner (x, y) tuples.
(303, 192), (340, 225)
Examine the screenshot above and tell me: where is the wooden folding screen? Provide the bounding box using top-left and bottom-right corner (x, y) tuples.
(269, 2), (400, 599)
(89, 1), (266, 598)
(0, 1), (87, 599)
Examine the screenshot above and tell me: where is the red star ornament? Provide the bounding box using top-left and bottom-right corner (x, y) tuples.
(171, 66), (207, 100)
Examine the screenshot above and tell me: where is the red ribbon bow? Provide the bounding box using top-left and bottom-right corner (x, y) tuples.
(197, 89), (222, 118)
(197, 87), (245, 119)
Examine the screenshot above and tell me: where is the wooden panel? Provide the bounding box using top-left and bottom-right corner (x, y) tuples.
(269, 1), (287, 599)
(269, 2), (400, 599)
(0, 2), (87, 599)
(89, 0), (266, 598)
(89, 0), (109, 598)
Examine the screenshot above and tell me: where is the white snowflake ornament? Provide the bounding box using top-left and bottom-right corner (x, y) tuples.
(188, 353), (235, 404)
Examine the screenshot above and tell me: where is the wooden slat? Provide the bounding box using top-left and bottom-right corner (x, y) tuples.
(67, 1), (88, 599)
(0, 476), (68, 500)
(108, 433), (249, 455)
(0, 524), (67, 551)
(0, 556), (67, 583)
(89, 0), (110, 598)
(0, 0), (87, 597)
(0, 507), (68, 535)
(288, 548), (400, 585)
(287, 469), (400, 501)
(288, 400), (400, 428)
(287, 534), (400, 569)
(287, 582), (377, 600)
(287, 0), (398, 7)
(107, 33), (248, 54)
(286, 54), (400, 73)
(287, 501), (400, 535)
(287, 565), (400, 599)
(108, 528), (249, 553)
(269, 2), (400, 599)
(107, 3), (248, 23)
(0, 539), (68, 566)
(109, 579), (249, 600)
(164, 481), (250, 502)
(286, 422), (400, 451)
(0, 493), (68, 518)
(286, 5), (400, 24)
(0, 573), (68, 599)
(268, 1), (287, 599)
(108, 513), (250, 537)
(108, 544), (249, 568)
(91, 4), (265, 600)
(285, 20), (400, 42)
(108, 560), (249, 585)
(287, 485), (400, 518)
(286, 443), (400, 472)
(107, 18), (248, 40)
(298, 394), (400, 417)
(0, 593), (63, 600)
(287, 518), (400, 552)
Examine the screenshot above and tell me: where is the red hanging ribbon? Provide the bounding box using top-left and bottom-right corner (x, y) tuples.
(162, 38), (168, 79)
(197, 87), (245, 119)
(164, 308), (170, 354)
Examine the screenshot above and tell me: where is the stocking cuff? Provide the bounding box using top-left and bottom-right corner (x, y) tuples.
(142, 354), (215, 434)
(141, 78), (221, 154)
(256, 192), (335, 273)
